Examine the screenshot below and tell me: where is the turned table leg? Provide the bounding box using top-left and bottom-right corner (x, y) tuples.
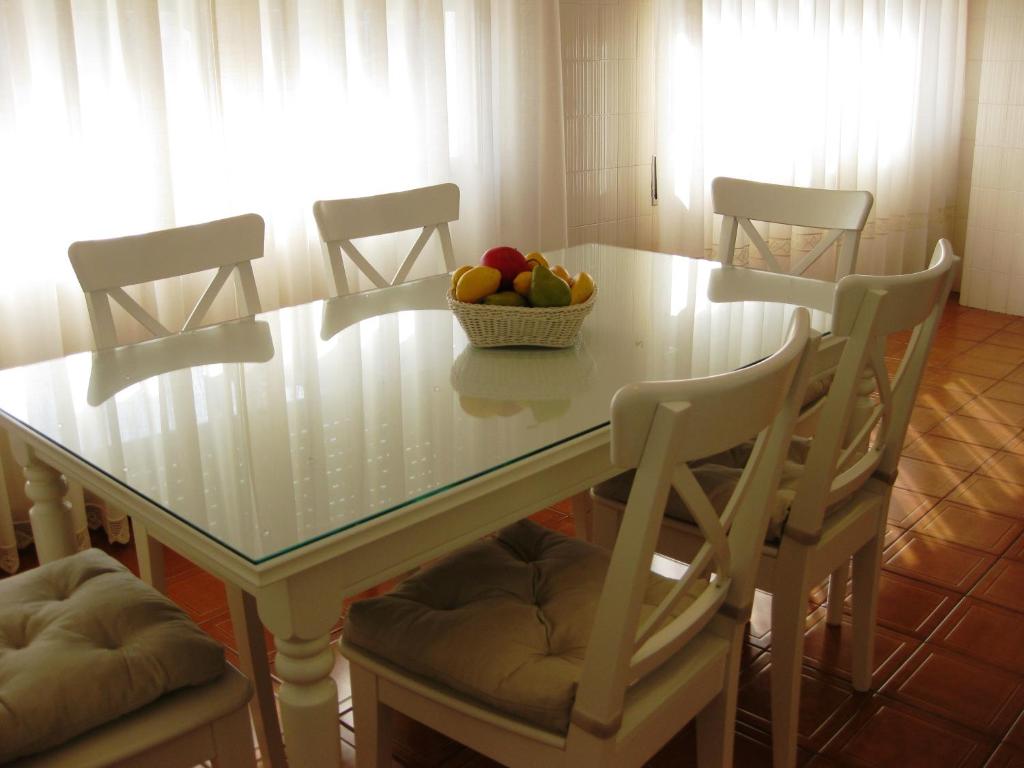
(258, 582), (345, 768)
(11, 440), (75, 563)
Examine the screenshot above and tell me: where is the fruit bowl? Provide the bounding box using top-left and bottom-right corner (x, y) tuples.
(447, 287), (597, 348)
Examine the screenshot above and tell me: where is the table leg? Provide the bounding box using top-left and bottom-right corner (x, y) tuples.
(226, 585), (287, 768)
(11, 440), (75, 563)
(258, 584), (345, 768)
(570, 490), (593, 541)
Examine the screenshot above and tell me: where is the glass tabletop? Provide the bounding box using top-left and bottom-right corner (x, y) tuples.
(0, 245), (830, 563)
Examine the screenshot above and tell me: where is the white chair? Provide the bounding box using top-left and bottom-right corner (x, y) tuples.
(66, 214), (283, 766)
(589, 240), (958, 767)
(340, 309), (816, 768)
(0, 548), (254, 767)
(69, 214), (264, 350)
(713, 177), (873, 280)
(313, 183), (459, 297)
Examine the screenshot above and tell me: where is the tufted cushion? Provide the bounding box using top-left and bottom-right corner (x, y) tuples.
(344, 519), (692, 734)
(592, 442), (807, 542)
(0, 548), (225, 763)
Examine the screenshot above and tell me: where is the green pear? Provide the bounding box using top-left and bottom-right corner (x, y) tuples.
(528, 264), (572, 307)
(484, 291), (528, 307)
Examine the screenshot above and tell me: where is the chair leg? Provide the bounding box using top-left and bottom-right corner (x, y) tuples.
(825, 561), (848, 627)
(133, 518), (167, 593)
(850, 526), (884, 692)
(588, 495), (622, 550)
(570, 491), (593, 541)
(211, 705), (258, 768)
(696, 624), (744, 768)
(351, 662), (394, 768)
(770, 568), (809, 768)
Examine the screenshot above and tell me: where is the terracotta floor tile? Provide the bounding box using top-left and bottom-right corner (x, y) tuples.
(801, 610), (918, 688)
(823, 697), (993, 767)
(988, 331), (1024, 351)
(963, 343), (1024, 366)
(166, 566), (229, 622)
(980, 452), (1024, 484)
(929, 415), (1022, 450)
(916, 385), (977, 415)
(909, 405), (946, 433)
(947, 475), (1024, 518)
(843, 571), (961, 639)
(928, 338), (980, 365)
(902, 435), (997, 472)
(886, 488), (940, 528)
(1006, 364), (1024, 385)
(946, 355), (1020, 381)
(936, 325), (996, 343)
(1008, 710), (1024, 749)
(883, 531), (996, 592)
(988, 382), (1024, 407)
(972, 559), (1024, 614)
(932, 598), (1024, 674)
(986, 744), (1024, 767)
(880, 644), (1024, 735)
(1002, 434), (1024, 455)
(1007, 532), (1024, 562)
(958, 397), (1024, 428)
(911, 501), (1024, 555)
(921, 367), (998, 395)
(893, 457), (970, 497)
(737, 654), (864, 751)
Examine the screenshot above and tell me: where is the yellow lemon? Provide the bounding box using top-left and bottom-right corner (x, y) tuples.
(513, 270), (532, 296)
(450, 265), (472, 292)
(570, 271), (595, 304)
(455, 265), (502, 303)
(525, 252), (549, 270)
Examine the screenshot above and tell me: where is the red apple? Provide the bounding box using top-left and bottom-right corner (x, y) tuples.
(481, 246), (528, 288)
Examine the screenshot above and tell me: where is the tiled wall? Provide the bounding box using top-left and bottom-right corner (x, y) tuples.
(960, 0), (1024, 314)
(560, 0), (657, 251)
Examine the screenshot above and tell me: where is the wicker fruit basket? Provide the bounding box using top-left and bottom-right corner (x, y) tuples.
(446, 288), (598, 348)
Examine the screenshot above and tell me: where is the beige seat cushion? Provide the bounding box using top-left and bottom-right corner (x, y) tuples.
(0, 548), (225, 763)
(592, 443), (804, 542)
(344, 519), (690, 734)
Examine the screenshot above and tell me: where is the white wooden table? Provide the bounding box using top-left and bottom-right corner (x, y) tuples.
(0, 245), (828, 767)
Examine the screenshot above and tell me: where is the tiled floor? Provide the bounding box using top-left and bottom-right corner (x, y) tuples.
(9, 296), (1024, 767)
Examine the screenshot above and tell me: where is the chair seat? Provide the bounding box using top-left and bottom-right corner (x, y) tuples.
(592, 445), (804, 542)
(0, 548), (226, 763)
(343, 519), (695, 734)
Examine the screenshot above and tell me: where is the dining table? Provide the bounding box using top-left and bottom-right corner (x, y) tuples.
(0, 244), (830, 767)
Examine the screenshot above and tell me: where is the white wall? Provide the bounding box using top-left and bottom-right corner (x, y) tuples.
(560, 0), (658, 251)
(960, 0), (1024, 313)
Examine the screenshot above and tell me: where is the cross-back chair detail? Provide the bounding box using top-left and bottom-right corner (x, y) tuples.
(589, 242), (957, 768)
(340, 310), (815, 768)
(712, 177), (873, 279)
(313, 183), (459, 297)
(68, 214), (265, 350)
(574, 313), (817, 738)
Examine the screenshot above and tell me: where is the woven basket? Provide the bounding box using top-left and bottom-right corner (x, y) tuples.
(447, 288), (597, 348)
(450, 345), (594, 400)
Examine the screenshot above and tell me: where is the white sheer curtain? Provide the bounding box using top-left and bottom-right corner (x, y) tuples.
(0, 0), (567, 370)
(653, 0), (966, 277)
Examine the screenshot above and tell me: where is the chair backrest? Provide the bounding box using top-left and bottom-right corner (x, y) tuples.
(571, 309), (816, 735)
(712, 177), (873, 279)
(313, 183), (459, 298)
(69, 214), (265, 350)
(783, 240), (958, 543)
